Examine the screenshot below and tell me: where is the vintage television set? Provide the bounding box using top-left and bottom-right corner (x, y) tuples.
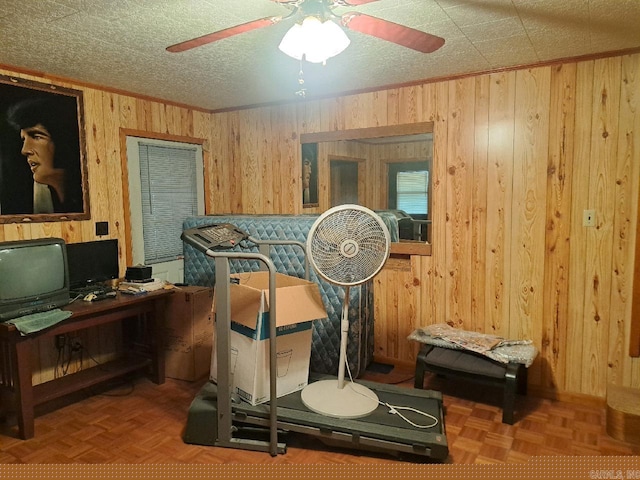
(0, 237), (70, 322)
(66, 239), (119, 292)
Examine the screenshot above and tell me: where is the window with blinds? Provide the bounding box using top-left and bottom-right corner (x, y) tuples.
(396, 170), (429, 215)
(387, 161), (429, 216)
(137, 143), (199, 264)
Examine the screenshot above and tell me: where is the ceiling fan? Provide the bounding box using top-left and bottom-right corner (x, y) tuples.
(166, 0), (445, 57)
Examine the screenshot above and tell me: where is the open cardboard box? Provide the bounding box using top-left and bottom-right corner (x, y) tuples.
(211, 271), (327, 405)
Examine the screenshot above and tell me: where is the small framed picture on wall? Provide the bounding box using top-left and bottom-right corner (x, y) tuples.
(302, 142), (318, 208)
(0, 74), (90, 223)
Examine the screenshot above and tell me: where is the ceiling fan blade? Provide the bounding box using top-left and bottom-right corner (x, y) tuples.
(341, 13), (444, 53)
(167, 16), (282, 53)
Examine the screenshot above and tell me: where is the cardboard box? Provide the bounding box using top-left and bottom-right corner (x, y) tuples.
(211, 272), (327, 405)
(164, 286), (214, 381)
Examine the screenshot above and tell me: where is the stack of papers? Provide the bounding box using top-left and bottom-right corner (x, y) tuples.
(7, 309), (73, 335)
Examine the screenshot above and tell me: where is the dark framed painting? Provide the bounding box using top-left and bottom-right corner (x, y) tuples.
(302, 142), (318, 207)
(0, 74), (90, 224)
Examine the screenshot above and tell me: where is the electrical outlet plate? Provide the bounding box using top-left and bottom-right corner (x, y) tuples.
(583, 209), (595, 227)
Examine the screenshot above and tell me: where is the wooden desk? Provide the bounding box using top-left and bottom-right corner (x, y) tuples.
(0, 289), (172, 439)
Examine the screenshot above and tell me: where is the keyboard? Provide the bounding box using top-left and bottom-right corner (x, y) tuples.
(181, 223), (249, 250)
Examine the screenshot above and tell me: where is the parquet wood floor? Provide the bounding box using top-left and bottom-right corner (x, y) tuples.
(0, 367), (638, 464)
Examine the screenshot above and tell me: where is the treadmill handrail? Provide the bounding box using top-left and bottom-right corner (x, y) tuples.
(182, 228), (311, 456)
(182, 231), (282, 456)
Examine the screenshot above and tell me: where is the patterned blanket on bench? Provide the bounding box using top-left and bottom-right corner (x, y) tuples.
(408, 323), (538, 367)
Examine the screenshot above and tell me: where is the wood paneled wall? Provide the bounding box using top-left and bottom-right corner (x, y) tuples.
(0, 69), (214, 383)
(1, 52), (638, 400)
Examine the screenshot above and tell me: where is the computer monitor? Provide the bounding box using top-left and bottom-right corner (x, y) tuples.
(66, 239), (119, 290)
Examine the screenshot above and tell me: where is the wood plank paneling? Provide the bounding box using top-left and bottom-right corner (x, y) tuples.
(485, 71), (516, 337)
(208, 111), (233, 213)
(102, 92), (125, 241)
(1, 52), (639, 400)
(445, 78), (475, 328)
(83, 90), (109, 239)
(257, 108), (274, 213)
(472, 75), (490, 333)
(566, 60), (595, 394)
(510, 67), (550, 386)
(192, 110), (212, 213)
(582, 57), (621, 397)
(429, 80), (450, 330)
(239, 109), (261, 214)
(398, 85), (424, 124)
(541, 63), (577, 391)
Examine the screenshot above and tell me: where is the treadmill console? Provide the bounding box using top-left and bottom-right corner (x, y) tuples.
(181, 223), (249, 251)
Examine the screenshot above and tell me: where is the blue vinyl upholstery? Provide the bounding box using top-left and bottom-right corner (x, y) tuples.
(183, 214), (396, 377)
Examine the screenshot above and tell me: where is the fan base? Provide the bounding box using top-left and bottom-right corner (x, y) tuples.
(300, 379), (379, 419)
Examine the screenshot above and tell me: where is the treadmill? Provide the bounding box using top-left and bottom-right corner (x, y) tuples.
(180, 224), (448, 461)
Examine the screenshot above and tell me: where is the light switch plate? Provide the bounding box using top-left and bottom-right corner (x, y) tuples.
(583, 210), (595, 227)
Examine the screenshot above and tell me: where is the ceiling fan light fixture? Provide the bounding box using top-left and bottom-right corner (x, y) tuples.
(278, 15), (350, 64)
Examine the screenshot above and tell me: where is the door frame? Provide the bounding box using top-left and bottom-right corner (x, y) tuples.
(328, 154), (366, 207)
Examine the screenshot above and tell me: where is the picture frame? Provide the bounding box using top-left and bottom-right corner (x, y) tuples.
(301, 142), (318, 207)
(0, 74), (90, 224)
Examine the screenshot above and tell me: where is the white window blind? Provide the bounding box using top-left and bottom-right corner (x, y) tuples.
(397, 170), (428, 215)
(138, 144), (199, 264)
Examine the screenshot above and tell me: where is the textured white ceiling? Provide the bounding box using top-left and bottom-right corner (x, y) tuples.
(1, 0), (639, 111)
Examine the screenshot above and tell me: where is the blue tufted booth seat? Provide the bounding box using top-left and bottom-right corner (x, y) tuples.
(182, 214), (399, 378)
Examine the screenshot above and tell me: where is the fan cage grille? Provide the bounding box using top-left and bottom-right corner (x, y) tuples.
(308, 206), (390, 286)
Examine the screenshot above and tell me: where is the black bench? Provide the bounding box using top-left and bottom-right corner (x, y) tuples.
(414, 344), (528, 424)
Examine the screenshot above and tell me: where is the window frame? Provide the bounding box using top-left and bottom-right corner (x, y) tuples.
(119, 129), (208, 276)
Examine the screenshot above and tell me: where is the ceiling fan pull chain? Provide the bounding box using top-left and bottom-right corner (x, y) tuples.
(296, 59), (307, 98)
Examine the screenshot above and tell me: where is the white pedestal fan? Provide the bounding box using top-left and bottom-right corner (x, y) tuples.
(300, 204), (390, 419)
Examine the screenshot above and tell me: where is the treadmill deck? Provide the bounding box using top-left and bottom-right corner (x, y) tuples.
(184, 375), (448, 461)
